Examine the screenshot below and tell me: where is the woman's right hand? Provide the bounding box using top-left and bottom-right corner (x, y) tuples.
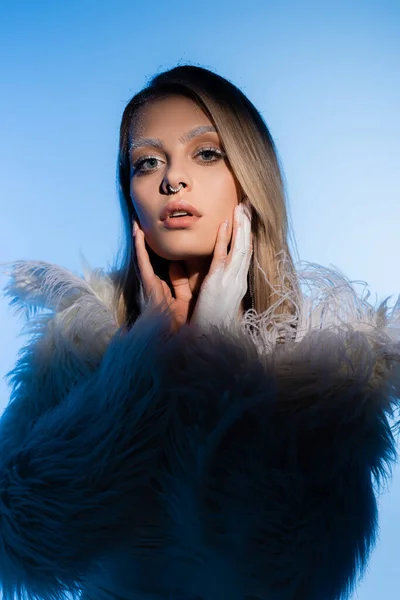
(133, 220), (194, 332)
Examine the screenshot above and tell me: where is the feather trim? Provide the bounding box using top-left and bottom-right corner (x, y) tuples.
(0, 257), (399, 600)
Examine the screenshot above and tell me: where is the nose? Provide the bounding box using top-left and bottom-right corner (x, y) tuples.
(161, 160), (192, 195)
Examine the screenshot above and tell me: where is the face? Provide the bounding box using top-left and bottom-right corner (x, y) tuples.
(128, 95), (241, 261)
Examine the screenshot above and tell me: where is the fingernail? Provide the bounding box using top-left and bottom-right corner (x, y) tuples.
(133, 221), (138, 236)
(223, 219), (229, 231)
(241, 203), (251, 221)
(236, 204), (244, 220)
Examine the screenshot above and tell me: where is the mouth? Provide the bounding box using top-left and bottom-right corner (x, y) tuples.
(160, 200), (202, 223)
(162, 214), (201, 230)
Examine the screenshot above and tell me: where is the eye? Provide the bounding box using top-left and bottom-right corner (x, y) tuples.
(194, 147), (226, 163)
(132, 156), (162, 174)
(131, 146), (227, 176)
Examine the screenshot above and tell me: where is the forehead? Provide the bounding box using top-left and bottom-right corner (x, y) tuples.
(129, 95), (213, 138)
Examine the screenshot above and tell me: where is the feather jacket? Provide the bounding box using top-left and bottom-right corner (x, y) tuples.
(0, 257), (399, 600)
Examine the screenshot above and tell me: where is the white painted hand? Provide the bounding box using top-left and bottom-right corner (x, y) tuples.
(190, 203), (253, 330)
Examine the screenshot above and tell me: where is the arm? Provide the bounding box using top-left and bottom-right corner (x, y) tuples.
(1, 315), (399, 600)
(0, 260), (148, 600)
(189, 324), (400, 600)
(0, 309), (171, 600)
(2, 260), (399, 600)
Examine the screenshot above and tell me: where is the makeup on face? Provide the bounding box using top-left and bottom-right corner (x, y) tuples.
(160, 199), (202, 229)
(128, 95), (240, 261)
(162, 214), (201, 229)
(129, 125), (219, 153)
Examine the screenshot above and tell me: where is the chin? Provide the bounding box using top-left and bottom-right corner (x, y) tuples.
(149, 239), (214, 262)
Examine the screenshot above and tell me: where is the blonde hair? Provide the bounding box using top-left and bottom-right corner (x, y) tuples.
(112, 64), (300, 329)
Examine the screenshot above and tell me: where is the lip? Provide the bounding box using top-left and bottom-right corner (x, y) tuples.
(162, 215), (201, 230)
(160, 200), (202, 222)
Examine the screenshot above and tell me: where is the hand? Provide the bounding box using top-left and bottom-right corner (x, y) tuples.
(133, 220), (193, 333)
(190, 203), (253, 330)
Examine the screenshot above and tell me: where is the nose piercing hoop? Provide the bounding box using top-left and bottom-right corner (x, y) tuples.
(167, 183), (183, 194)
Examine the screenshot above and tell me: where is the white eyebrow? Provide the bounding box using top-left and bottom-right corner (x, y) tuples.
(129, 125), (217, 151)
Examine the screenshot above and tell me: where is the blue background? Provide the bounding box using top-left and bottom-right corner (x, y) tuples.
(0, 1), (399, 598)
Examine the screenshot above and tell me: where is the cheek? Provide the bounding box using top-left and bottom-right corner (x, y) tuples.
(211, 173), (240, 215)
(130, 184), (156, 229)
(135, 209), (153, 230)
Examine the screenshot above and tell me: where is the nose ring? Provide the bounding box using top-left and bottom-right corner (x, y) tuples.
(167, 183), (183, 194)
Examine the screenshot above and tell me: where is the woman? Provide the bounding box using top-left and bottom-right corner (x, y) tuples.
(115, 65), (300, 337)
(0, 65), (399, 600)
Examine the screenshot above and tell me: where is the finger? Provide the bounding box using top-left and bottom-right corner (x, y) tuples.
(227, 204), (239, 261)
(208, 219), (230, 276)
(133, 221), (158, 299)
(169, 261), (192, 302)
(237, 230), (253, 283)
(228, 205), (252, 279)
(233, 215), (253, 297)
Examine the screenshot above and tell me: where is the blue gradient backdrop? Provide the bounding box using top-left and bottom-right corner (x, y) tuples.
(0, 2), (399, 598)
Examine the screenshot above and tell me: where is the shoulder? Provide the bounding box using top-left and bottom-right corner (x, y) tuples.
(1, 259), (121, 418)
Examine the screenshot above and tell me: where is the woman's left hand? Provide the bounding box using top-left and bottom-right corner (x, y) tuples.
(190, 203), (253, 330)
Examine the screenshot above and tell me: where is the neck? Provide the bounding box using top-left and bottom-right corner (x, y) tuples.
(184, 257), (211, 298)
